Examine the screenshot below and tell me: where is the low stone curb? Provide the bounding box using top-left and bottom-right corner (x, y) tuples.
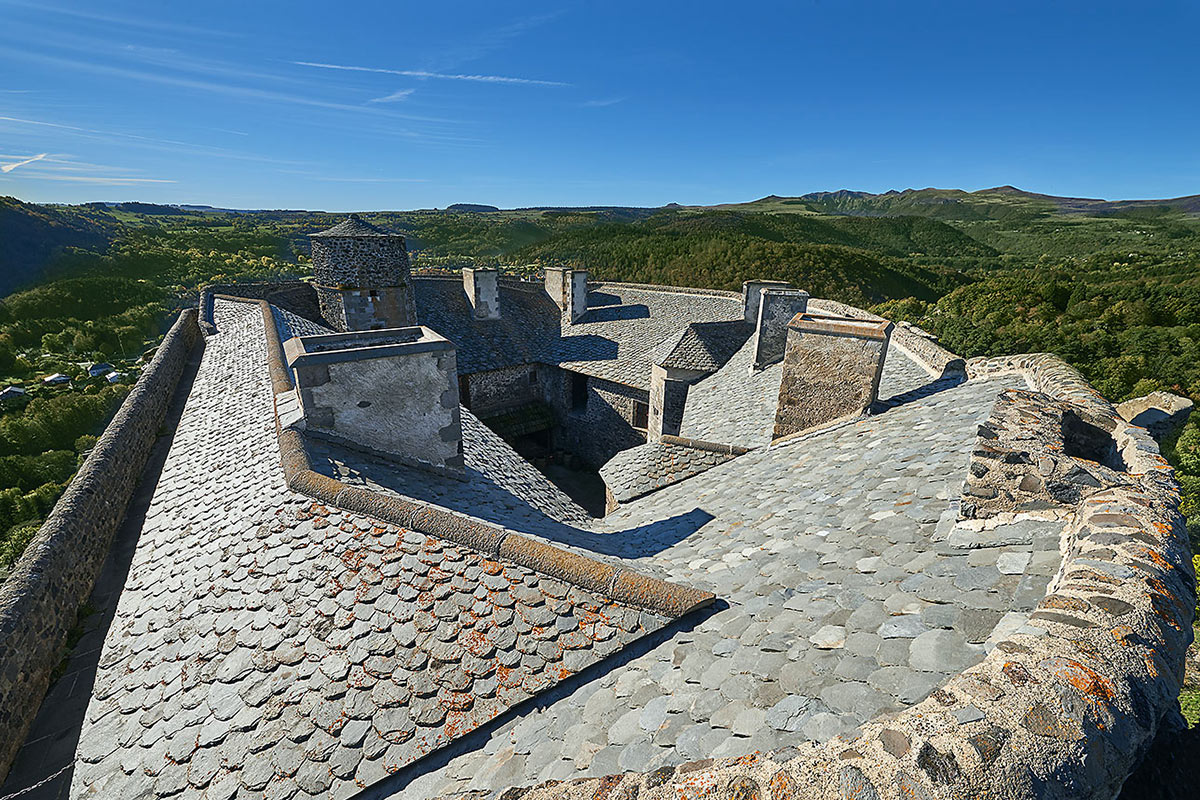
(204, 293), (716, 620)
(0, 309), (201, 784)
(437, 353), (1193, 800)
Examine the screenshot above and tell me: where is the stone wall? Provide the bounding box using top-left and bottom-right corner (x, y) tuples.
(0, 309), (201, 783)
(286, 328), (464, 476)
(452, 352), (1194, 800)
(465, 365), (542, 418)
(773, 314), (893, 439)
(545, 369), (648, 469)
(310, 233), (412, 289)
(753, 288), (809, 369)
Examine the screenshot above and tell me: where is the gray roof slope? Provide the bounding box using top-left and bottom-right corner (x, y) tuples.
(679, 339), (939, 449)
(308, 409), (594, 539)
(543, 284), (744, 389)
(412, 279), (745, 389)
(412, 278), (558, 375)
(390, 372), (1065, 799)
(651, 320), (752, 372)
(69, 300), (671, 800)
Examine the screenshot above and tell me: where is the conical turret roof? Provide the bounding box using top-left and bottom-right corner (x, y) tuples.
(310, 214), (399, 237)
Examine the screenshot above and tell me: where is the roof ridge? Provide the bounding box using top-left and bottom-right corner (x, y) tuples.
(208, 292), (715, 618)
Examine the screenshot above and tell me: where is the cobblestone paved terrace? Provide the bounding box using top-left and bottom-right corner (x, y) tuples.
(68, 296), (1070, 800)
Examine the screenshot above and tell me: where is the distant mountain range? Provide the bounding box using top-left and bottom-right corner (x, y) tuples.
(42, 187), (1200, 219)
(711, 186), (1200, 220)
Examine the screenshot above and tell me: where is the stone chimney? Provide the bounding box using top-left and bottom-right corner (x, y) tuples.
(742, 279), (791, 324)
(648, 363), (701, 441)
(284, 326), (464, 476)
(773, 313), (893, 440)
(463, 267), (500, 320)
(545, 267), (589, 323)
(309, 215), (418, 332)
(752, 288), (810, 370)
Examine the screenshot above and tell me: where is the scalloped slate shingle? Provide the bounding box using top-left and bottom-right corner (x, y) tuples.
(69, 301), (669, 800)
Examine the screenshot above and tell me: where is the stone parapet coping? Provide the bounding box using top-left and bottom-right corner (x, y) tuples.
(444, 351), (1194, 800)
(0, 309), (201, 784)
(789, 312), (893, 341)
(658, 434), (751, 456)
(809, 299), (967, 379)
(205, 294), (715, 620)
(588, 281), (744, 300)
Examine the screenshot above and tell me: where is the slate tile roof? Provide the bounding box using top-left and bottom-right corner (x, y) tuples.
(545, 284), (744, 389)
(413, 278), (745, 389)
(395, 372), (1065, 798)
(650, 320), (752, 372)
(69, 300), (670, 800)
(679, 336), (937, 449)
(67, 282), (1085, 800)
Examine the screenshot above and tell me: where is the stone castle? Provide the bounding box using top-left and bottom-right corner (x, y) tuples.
(0, 216), (1194, 800)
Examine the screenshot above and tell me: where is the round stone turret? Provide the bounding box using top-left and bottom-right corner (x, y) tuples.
(309, 215), (418, 331)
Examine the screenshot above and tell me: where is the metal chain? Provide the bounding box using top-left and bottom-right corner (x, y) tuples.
(0, 764), (71, 800)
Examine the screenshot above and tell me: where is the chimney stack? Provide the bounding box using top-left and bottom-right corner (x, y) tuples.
(742, 279), (791, 324)
(773, 313), (893, 440)
(284, 326), (464, 477)
(545, 267), (589, 323)
(463, 268), (500, 320)
(309, 215), (418, 332)
(752, 288), (809, 370)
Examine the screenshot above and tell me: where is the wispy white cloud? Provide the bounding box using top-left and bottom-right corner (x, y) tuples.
(0, 89), (35, 93)
(0, 115), (310, 165)
(579, 97), (625, 108)
(4, 0), (238, 39)
(4, 174), (176, 185)
(0, 152), (47, 172)
(292, 60), (569, 87)
(368, 89), (416, 104)
(0, 47), (458, 124)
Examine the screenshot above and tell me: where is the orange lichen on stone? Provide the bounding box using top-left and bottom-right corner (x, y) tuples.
(1048, 658), (1116, 703)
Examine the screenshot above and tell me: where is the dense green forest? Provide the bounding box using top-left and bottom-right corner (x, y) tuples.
(2, 190), (1199, 612)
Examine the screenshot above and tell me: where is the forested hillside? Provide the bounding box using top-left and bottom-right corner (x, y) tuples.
(1, 193), (1199, 610)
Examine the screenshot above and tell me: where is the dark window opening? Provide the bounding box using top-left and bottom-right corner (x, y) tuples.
(529, 369), (538, 385)
(368, 290), (378, 299)
(458, 375), (472, 409)
(632, 400), (649, 430)
(571, 373), (588, 411)
(1061, 410), (1126, 472)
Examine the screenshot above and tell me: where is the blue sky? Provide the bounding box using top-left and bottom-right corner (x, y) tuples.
(0, 0), (1196, 210)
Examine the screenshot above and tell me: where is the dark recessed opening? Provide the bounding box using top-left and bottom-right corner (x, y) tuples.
(570, 372), (588, 411)
(357, 400), (372, 408)
(632, 400), (649, 430)
(458, 375), (472, 410)
(1061, 410), (1126, 472)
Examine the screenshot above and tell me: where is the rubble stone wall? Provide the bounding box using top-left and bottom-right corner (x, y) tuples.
(466, 365), (542, 418)
(544, 370), (648, 469)
(0, 309), (201, 783)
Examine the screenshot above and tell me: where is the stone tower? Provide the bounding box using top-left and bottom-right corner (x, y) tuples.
(309, 215), (418, 332)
